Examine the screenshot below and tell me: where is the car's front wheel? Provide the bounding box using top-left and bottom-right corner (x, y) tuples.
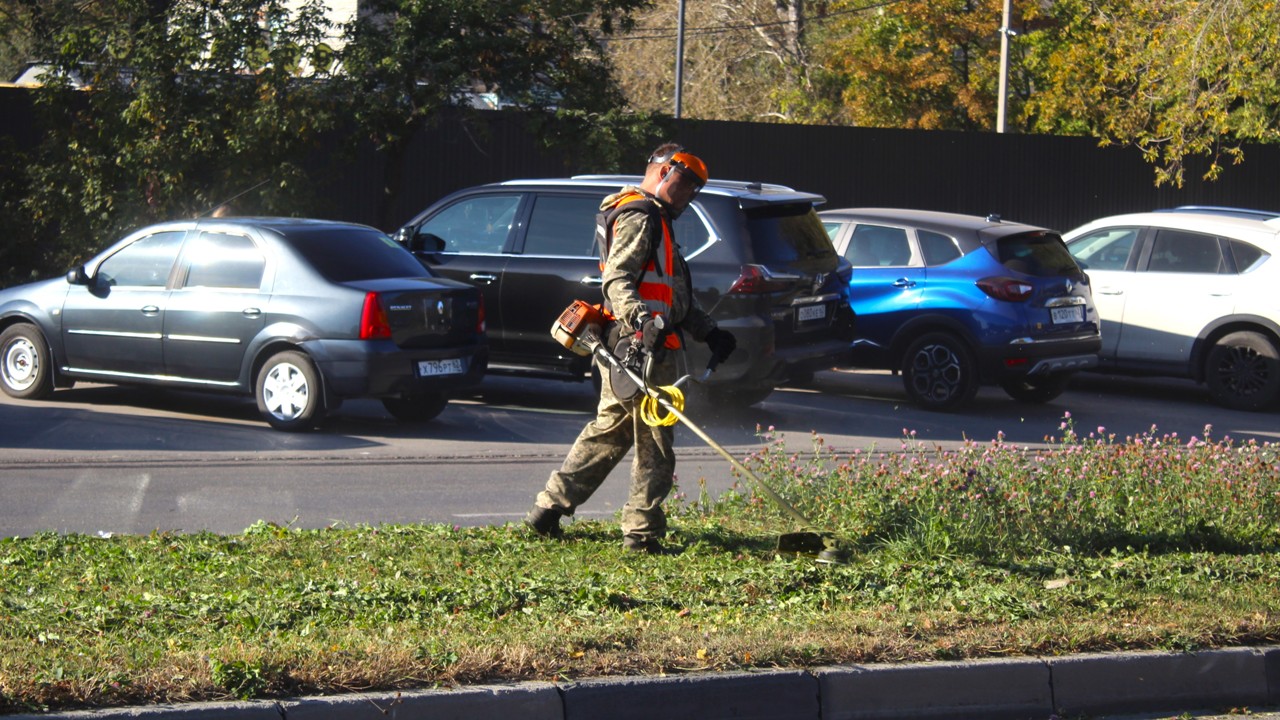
(0, 324), (54, 400)
(1204, 330), (1280, 411)
(256, 350), (324, 431)
(382, 393), (448, 423)
(901, 332), (979, 410)
(1000, 373), (1071, 404)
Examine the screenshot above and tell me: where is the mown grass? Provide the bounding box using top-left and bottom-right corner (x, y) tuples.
(2, 417), (1279, 713)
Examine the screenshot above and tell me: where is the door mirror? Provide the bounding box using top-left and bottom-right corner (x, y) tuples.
(65, 266), (90, 285)
(392, 227), (412, 246)
(416, 233), (446, 253)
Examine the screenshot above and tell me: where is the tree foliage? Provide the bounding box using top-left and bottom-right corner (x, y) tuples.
(806, 0), (1021, 131)
(0, 0), (37, 80)
(608, 0), (824, 122)
(1024, 0), (1280, 186)
(337, 0), (661, 226)
(3, 0), (1278, 284)
(8, 0), (340, 273)
(0, 0), (664, 280)
(806, 0), (1280, 184)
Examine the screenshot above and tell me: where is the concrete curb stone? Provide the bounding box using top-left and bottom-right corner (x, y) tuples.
(816, 656), (1053, 720)
(1268, 646), (1280, 706)
(5, 646), (1279, 720)
(1049, 647), (1271, 717)
(282, 682), (563, 720)
(557, 669), (817, 720)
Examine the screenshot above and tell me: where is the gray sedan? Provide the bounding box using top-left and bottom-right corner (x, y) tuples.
(0, 217), (487, 430)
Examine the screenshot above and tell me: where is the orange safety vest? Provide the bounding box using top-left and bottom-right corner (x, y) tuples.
(595, 191), (681, 349)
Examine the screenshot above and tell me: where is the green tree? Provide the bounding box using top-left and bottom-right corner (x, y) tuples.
(1024, 0), (1280, 186)
(9, 0), (339, 274)
(812, 0), (1018, 131)
(0, 1), (37, 80)
(337, 0), (661, 228)
(608, 0), (828, 122)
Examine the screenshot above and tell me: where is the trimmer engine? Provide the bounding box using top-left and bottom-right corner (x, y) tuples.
(550, 300), (613, 356)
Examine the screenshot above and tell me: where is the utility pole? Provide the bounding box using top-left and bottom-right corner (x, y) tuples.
(996, 0), (1012, 133)
(675, 0), (686, 118)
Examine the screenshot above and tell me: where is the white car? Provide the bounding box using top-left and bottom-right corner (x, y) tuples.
(1064, 211), (1280, 410)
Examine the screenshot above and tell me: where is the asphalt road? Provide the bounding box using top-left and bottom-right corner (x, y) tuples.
(2, 368), (1277, 538)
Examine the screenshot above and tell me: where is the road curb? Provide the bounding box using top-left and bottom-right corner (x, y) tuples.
(557, 669), (817, 720)
(1049, 646), (1273, 717)
(816, 656), (1052, 719)
(7, 646), (1279, 719)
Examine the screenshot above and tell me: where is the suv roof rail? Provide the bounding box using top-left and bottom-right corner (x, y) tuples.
(1154, 205), (1280, 221)
(569, 174), (797, 193)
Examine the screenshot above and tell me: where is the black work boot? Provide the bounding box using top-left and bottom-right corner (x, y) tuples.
(622, 535), (666, 554)
(525, 506), (563, 538)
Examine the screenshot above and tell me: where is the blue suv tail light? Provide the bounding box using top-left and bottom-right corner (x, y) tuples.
(976, 277), (1034, 302)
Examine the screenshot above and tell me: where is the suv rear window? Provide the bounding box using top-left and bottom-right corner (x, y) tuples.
(286, 228), (430, 282)
(745, 203), (835, 264)
(993, 232), (1081, 277)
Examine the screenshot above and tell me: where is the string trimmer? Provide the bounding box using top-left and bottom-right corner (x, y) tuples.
(551, 300), (851, 564)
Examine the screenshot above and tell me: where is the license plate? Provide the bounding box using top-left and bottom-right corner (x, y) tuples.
(417, 358), (467, 377)
(797, 304), (827, 322)
(1050, 306), (1084, 324)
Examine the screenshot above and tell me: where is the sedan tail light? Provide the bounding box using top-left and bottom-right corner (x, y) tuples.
(476, 294), (486, 334)
(360, 292), (392, 340)
(976, 277), (1034, 302)
(727, 264), (794, 294)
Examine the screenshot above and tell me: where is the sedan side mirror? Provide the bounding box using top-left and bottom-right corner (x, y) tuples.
(392, 227), (412, 246)
(65, 266), (89, 285)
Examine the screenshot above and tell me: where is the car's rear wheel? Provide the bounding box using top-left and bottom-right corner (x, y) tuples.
(382, 392), (448, 423)
(0, 324), (54, 400)
(901, 332), (979, 410)
(1000, 373), (1071, 404)
(1204, 330), (1280, 411)
(256, 350), (324, 431)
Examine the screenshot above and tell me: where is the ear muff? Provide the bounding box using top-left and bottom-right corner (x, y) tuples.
(649, 146), (684, 165)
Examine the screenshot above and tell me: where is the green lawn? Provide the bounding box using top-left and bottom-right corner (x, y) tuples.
(3, 419), (1278, 714)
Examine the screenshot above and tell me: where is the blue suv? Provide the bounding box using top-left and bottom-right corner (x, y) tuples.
(821, 208), (1101, 410)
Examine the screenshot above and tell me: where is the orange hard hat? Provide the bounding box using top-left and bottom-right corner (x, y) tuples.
(669, 152), (708, 186)
(650, 145), (708, 186)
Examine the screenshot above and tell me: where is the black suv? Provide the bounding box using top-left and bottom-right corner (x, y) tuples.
(394, 176), (856, 406)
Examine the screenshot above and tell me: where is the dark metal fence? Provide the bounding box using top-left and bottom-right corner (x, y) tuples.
(4, 86), (1277, 234)
(309, 111), (1280, 233)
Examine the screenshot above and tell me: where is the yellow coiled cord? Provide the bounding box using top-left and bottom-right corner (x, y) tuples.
(639, 385), (684, 427)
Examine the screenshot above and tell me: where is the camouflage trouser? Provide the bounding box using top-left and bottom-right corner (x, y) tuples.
(535, 354), (678, 541)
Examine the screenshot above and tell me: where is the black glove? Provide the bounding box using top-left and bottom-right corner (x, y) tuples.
(636, 314), (670, 360)
(705, 327), (737, 365)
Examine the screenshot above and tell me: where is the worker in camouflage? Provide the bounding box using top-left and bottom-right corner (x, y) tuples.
(524, 143), (737, 554)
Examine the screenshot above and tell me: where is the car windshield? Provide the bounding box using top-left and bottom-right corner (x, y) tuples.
(284, 227), (430, 282)
(993, 232), (1082, 277)
(744, 203), (835, 264)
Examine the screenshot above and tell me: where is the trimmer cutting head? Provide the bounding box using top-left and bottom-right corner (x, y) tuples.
(777, 532), (851, 565)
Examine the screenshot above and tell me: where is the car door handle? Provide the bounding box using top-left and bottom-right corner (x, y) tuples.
(581, 276), (603, 287)
(892, 278), (916, 288)
(468, 273), (497, 285)
(242, 308), (262, 318)
(140, 305), (160, 316)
